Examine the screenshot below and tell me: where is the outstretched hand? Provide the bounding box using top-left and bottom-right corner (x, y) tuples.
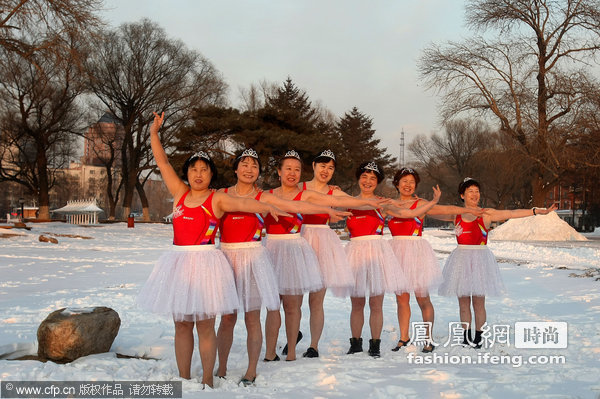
(537, 203), (558, 215)
(431, 185), (441, 203)
(268, 205), (291, 222)
(329, 209), (352, 223)
(151, 112), (165, 136)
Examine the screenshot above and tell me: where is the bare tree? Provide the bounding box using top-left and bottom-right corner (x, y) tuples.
(85, 19), (228, 220)
(419, 0), (600, 206)
(0, 35), (86, 219)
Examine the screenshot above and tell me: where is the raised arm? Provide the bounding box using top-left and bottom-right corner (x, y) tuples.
(484, 204), (558, 223)
(150, 112), (187, 199)
(260, 192), (351, 222)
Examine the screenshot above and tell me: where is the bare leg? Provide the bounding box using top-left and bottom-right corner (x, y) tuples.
(281, 294), (303, 361)
(472, 295), (486, 330)
(458, 296), (472, 329)
(415, 294), (435, 340)
(308, 289), (326, 350)
(368, 295), (384, 339)
(174, 321), (195, 379)
(264, 308), (281, 360)
(395, 293), (411, 341)
(216, 313), (237, 377)
(350, 296), (366, 338)
(196, 318), (217, 388)
(243, 310), (261, 380)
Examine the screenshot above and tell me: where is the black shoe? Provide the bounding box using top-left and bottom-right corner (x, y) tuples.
(263, 354), (280, 362)
(282, 330), (303, 355)
(347, 337), (363, 354)
(368, 338), (381, 358)
(238, 377), (256, 387)
(462, 329), (473, 346)
(422, 343), (435, 353)
(473, 330), (483, 349)
(391, 339), (410, 352)
(303, 347), (319, 358)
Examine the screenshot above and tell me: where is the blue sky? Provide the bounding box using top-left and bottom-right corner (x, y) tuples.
(101, 0), (468, 162)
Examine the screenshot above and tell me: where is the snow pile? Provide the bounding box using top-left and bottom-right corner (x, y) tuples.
(490, 211), (586, 241)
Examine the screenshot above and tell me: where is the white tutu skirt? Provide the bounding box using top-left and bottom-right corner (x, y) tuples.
(301, 224), (353, 297)
(389, 236), (442, 297)
(137, 245), (240, 321)
(345, 235), (407, 297)
(220, 241), (281, 312)
(438, 245), (506, 297)
(263, 233), (324, 295)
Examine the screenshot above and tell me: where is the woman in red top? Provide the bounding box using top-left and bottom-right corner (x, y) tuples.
(215, 149), (348, 384)
(389, 168), (482, 353)
(345, 161), (441, 357)
(437, 178), (557, 348)
(264, 151), (388, 362)
(137, 113), (287, 388)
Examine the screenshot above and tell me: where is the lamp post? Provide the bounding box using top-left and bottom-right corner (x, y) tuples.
(18, 197), (25, 222)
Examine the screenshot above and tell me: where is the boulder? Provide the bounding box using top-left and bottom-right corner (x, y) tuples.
(39, 235), (58, 244)
(37, 307), (120, 362)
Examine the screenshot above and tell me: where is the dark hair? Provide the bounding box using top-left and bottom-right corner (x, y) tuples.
(312, 149), (336, 167)
(181, 153), (218, 186)
(233, 151), (262, 173)
(278, 150), (303, 170)
(458, 178), (481, 201)
(393, 167), (420, 191)
(355, 161), (384, 183)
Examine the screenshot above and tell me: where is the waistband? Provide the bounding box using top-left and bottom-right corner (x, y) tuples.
(350, 235), (382, 241)
(302, 224), (330, 229)
(171, 244), (216, 251)
(457, 244), (488, 249)
(266, 233), (301, 240)
(220, 241), (262, 249)
(392, 235), (422, 240)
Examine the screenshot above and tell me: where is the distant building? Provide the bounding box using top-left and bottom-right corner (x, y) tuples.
(82, 112), (124, 167)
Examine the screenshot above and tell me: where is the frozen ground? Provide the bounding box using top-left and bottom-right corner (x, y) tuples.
(0, 222), (599, 398)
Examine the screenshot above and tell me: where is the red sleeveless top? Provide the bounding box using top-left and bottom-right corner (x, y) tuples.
(455, 215), (488, 245)
(264, 190), (303, 234)
(389, 199), (423, 237)
(220, 189), (264, 243)
(172, 191), (219, 245)
(301, 182), (333, 225)
(346, 208), (384, 238)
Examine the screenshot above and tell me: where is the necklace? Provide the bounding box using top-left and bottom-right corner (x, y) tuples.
(233, 184), (255, 198)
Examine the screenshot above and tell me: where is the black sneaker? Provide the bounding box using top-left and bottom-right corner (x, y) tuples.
(302, 347), (319, 358)
(368, 338), (381, 358)
(282, 331), (303, 355)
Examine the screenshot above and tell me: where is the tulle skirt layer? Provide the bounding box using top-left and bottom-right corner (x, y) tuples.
(137, 245), (240, 321)
(220, 241), (280, 312)
(345, 235), (407, 297)
(301, 224), (353, 297)
(264, 233), (324, 295)
(438, 245), (506, 297)
(389, 236), (442, 296)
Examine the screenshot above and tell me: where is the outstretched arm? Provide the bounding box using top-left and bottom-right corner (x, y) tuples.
(484, 204), (558, 223)
(303, 189), (390, 209)
(260, 193), (351, 222)
(150, 112), (188, 199)
(213, 192), (290, 221)
(385, 186), (442, 218)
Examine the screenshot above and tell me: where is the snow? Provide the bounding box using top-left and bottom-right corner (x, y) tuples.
(489, 212), (587, 241)
(1, 222), (599, 398)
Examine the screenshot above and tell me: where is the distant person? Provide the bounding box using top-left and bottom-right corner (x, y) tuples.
(137, 112), (287, 388)
(437, 177), (557, 348)
(344, 161), (440, 357)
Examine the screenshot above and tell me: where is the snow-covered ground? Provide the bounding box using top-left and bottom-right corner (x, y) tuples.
(1, 222), (599, 398)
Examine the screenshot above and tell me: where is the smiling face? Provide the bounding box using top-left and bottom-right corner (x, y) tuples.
(278, 158), (302, 187)
(187, 159), (212, 191)
(312, 160), (335, 184)
(358, 171), (379, 195)
(235, 156), (260, 185)
(397, 174), (416, 198)
(461, 184), (481, 207)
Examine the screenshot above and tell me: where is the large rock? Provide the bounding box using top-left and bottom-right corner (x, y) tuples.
(37, 307), (120, 362)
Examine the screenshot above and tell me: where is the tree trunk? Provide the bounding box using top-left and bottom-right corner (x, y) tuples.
(531, 174), (551, 207)
(36, 146), (51, 220)
(136, 180), (150, 221)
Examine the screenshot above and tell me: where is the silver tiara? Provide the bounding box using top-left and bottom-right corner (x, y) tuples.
(463, 177), (473, 183)
(190, 150), (211, 161)
(239, 148), (259, 159)
(401, 167), (415, 174)
(365, 162), (380, 174)
(319, 149), (336, 160)
(284, 150), (301, 160)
